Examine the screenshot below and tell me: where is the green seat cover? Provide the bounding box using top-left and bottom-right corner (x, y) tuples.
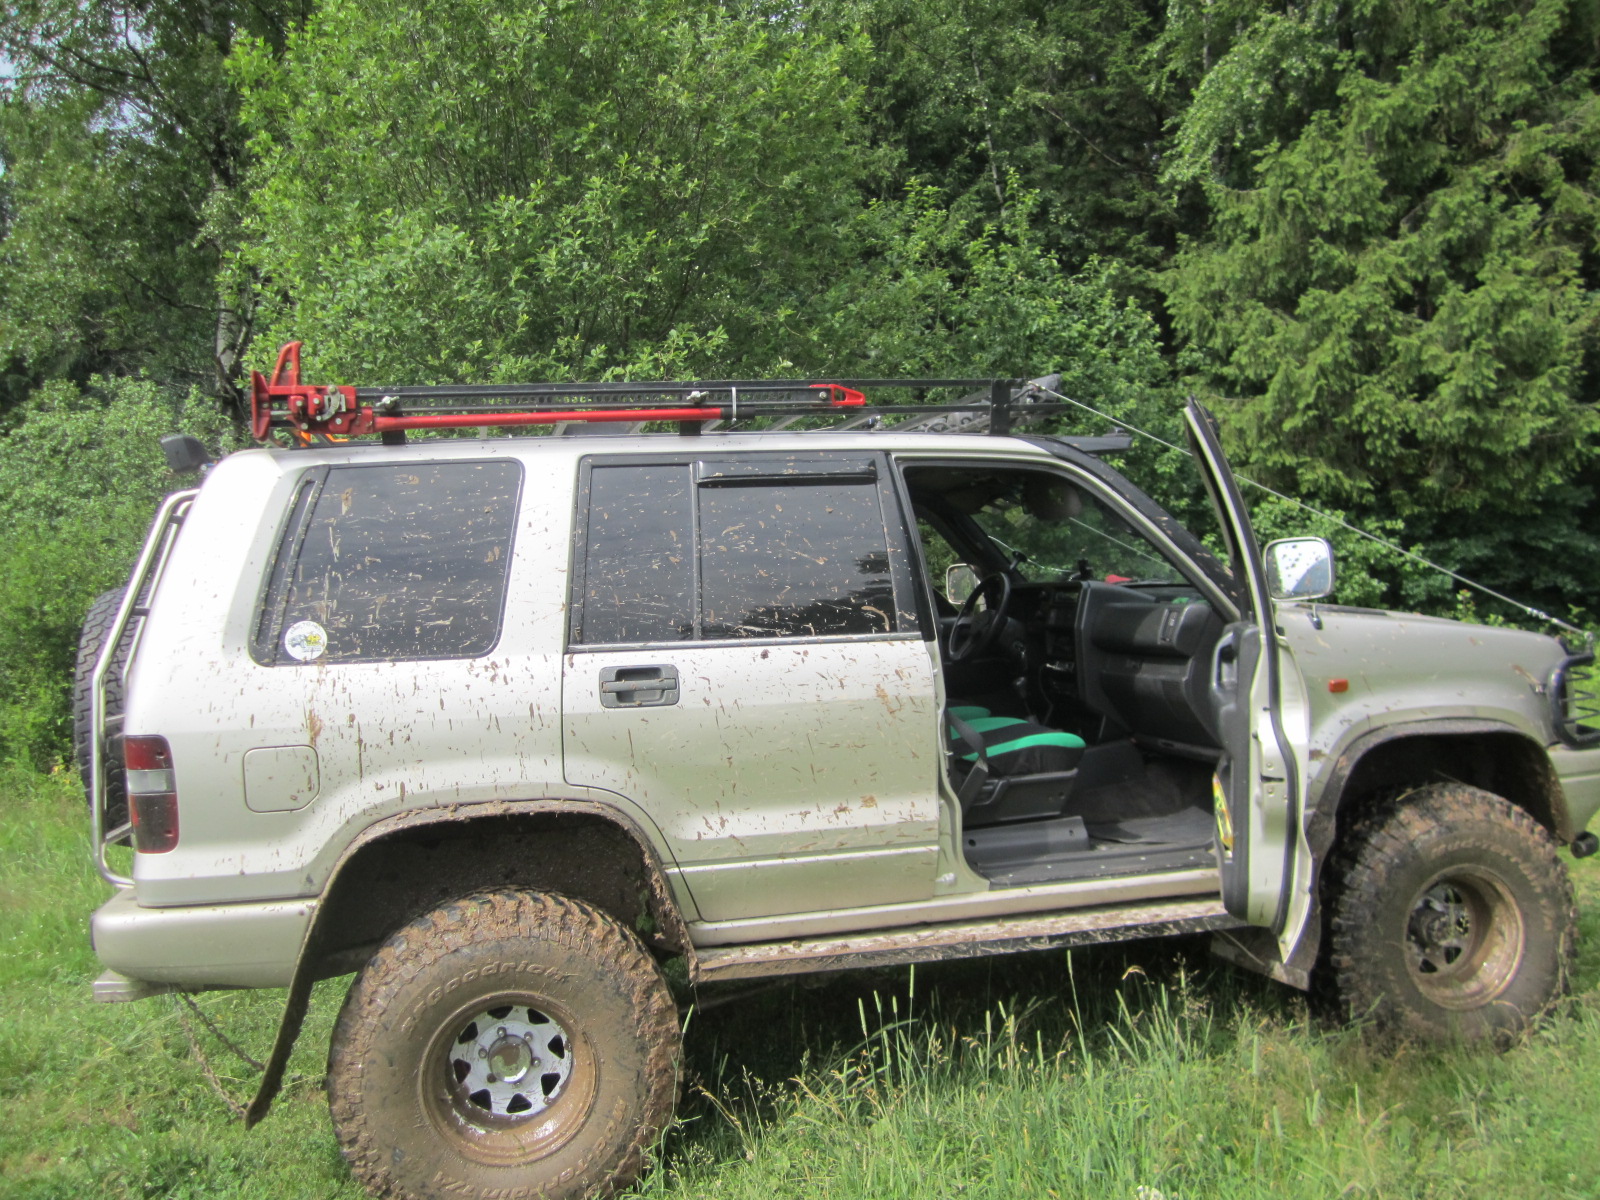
(947, 714), (1085, 763)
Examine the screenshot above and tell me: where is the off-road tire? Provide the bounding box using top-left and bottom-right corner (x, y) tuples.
(327, 890), (680, 1200)
(72, 588), (128, 824)
(1326, 784), (1576, 1044)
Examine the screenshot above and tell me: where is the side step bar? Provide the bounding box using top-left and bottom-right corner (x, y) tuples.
(693, 897), (1243, 983)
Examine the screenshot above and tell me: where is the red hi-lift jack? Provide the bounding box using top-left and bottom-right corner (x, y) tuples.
(249, 341), (874, 443)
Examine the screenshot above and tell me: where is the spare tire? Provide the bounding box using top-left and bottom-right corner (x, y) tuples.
(72, 587), (130, 828)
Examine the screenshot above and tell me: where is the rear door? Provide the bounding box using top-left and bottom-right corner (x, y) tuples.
(1184, 402), (1314, 955)
(561, 452), (943, 923)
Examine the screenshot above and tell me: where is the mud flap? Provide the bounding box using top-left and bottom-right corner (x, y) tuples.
(243, 927), (324, 1126)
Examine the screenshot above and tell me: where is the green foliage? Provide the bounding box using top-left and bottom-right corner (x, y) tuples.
(233, 0), (1174, 409)
(0, 0), (308, 402)
(804, 182), (1169, 384)
(1246, 495), (1449, 611)
(233, 0), (879, 383)
(5, 0), (1600, 642)
(1164, 0), (1600, 616)
(820, 0), (1180, 277)
(0, 379), (237, 766)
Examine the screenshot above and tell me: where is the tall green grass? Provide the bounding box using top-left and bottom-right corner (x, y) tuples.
(4, 764), (1598, 1199)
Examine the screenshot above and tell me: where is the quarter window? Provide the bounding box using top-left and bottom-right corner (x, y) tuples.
(254, 460), (521, 664)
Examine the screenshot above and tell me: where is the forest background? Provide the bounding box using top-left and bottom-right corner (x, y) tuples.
(0, 0), (1597, 768)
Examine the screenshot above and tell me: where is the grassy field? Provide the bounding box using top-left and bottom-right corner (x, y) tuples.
(4, 764), (1600, 1200)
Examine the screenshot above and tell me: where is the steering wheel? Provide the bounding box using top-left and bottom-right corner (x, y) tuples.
(947, 572), (1013, 663)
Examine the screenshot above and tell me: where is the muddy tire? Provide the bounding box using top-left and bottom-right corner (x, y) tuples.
(72, 588), (128, 823)
(1326, 784), (1576, 1043)
(327, 890), (680, 1200)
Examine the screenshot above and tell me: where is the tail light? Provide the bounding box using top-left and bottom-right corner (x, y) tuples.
(124, 735), (179, 853)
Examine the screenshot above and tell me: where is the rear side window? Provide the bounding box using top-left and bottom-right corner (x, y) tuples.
(253, 460), (521, 664)
(699, 482), (894, 638)
(573, 457), (903, 645)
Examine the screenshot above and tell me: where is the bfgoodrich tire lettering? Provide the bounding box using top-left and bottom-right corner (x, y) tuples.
(327, 890), (680, 1200)
(1327, 784), (1576, 1043)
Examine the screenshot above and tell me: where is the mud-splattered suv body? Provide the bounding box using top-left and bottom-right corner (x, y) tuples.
(83, 405), (1600, 1200)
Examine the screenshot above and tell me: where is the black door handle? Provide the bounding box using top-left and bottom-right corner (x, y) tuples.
(598, 665), (680, 708)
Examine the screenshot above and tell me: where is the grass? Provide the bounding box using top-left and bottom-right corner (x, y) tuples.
(4, 764), (1600, 1200)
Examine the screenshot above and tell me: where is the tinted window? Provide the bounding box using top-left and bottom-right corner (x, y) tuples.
(699, 481), (895, 639)
(578, 465), (693, 644)
(256, 460), (520, 664)
(574, 460), (901, 645)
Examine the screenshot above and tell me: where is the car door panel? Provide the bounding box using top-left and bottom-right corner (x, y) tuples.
(1183, 403), (1314, 953)
(561, 451), (942, 923)
(563, 637), (941, 920)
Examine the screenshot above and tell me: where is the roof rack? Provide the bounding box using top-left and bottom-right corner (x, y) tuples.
(249, 341), (1092, 444)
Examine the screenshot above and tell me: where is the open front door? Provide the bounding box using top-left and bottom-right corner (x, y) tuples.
(1184, 400), (1313, 958)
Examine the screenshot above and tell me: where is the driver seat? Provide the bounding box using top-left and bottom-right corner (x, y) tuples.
(947, 705), (1085, 826)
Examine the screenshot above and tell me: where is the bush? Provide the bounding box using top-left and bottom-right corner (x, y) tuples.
(0, 377), (238, 767)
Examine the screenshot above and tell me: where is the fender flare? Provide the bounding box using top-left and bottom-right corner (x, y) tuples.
(1270, 716), (1566, 982)
(244, 797), (695, 1127)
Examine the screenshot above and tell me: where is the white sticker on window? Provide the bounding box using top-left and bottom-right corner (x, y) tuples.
(283, 620), (328, 662)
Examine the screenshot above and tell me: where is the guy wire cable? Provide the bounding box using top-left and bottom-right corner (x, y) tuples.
(1036, 382), (1587, 643)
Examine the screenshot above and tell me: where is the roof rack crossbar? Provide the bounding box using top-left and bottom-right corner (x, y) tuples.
(355, 376), (1012, 399)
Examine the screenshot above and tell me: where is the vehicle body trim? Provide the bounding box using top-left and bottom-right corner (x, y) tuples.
(325, 797), (696, 955)
(694, 896), (1242, 981)
(688, 867), (1220, 948)
(1279, 715), (1569, 981)
(242, 796), (696, 1127)
(90, 886), (314, 988)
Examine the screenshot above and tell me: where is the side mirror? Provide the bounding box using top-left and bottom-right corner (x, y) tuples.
(945, 564), (980, 607)
(1264, 537), (1335, 602)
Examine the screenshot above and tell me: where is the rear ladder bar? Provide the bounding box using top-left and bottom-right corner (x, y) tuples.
(91, 489), (194, 887)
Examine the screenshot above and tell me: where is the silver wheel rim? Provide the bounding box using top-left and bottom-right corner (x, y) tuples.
(1404, 866), (1525, 1011)
(447, 1002), (574, 1121)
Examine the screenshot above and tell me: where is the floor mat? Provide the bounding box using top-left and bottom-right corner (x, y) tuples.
(1070, 756), (1212, 824)
(1087, 804), (1213, 846)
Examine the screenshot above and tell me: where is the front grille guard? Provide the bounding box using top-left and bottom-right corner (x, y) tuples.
(1548, 652), (1600, 750)
(91, 490), (195, 887)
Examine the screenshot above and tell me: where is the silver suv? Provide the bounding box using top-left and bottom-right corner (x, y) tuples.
(81, 356), (1600, 1200)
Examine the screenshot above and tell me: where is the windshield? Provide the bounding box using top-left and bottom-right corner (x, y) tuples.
(966, 474), (1188, 586)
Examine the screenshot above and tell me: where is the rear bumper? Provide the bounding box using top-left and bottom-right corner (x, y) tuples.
(91, 887), (315, 989)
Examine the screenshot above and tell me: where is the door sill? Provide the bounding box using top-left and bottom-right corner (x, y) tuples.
(693, 895), (1242, 982)
(688, 865), (1218, 947)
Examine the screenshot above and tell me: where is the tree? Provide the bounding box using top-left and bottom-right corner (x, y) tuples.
(233, 0), (884, 384)
(810, 0), (1184, 284)
(0, 0), (309, 405)
(1163, 0), (1600, 615)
